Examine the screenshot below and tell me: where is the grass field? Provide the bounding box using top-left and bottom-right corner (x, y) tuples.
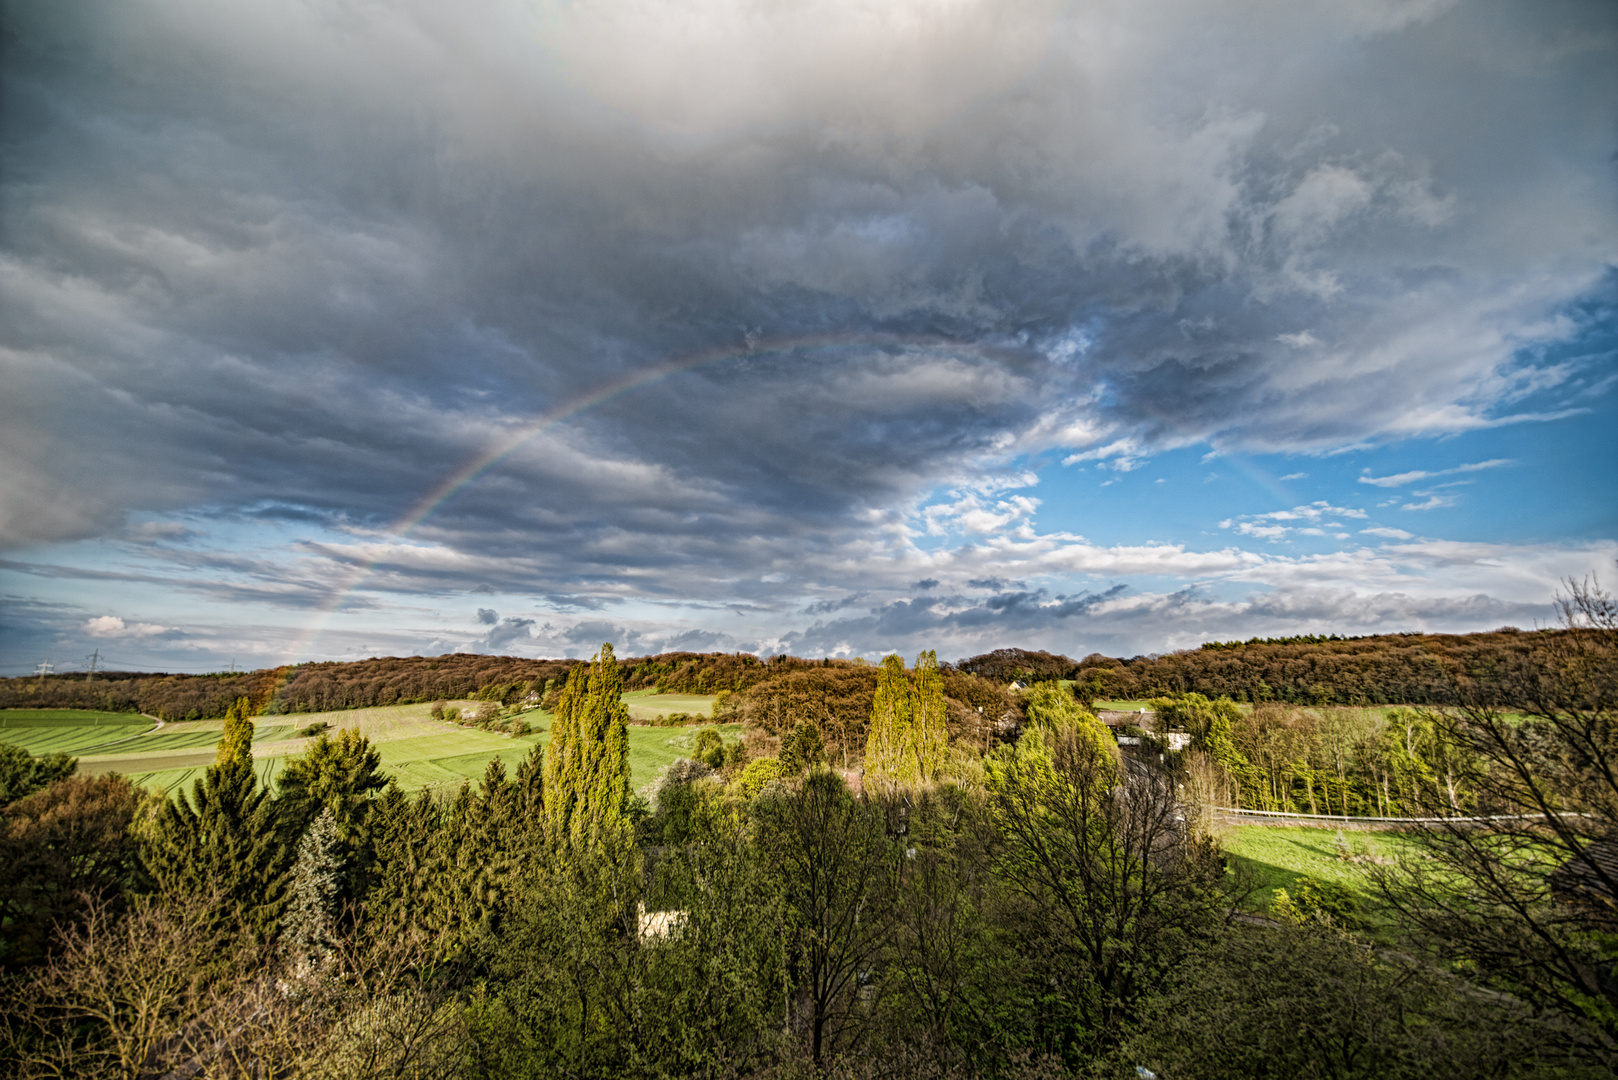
(3, 703), (740, 797)
(1222, 824), (1423, 936)
(0, 709), (158, 756)
(622, 688), (718, 722)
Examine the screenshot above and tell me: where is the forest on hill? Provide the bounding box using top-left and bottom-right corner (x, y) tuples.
(0, 627), (1567, 721)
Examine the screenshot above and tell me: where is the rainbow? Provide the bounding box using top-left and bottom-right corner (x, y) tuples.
(279, 331), (1004, 668)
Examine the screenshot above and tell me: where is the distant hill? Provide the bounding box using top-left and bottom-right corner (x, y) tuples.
(0, 628), (1565, 720)
(1078, 627), (1560, 705)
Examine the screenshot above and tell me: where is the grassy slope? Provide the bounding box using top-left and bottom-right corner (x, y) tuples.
(0, 709), (157, 756)
(8, 703), (737, 796)
(0, 710), (152, 726)
(1222, 824), (1424, 936)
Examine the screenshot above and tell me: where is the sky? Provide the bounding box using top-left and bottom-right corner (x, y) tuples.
(2, 0), (1615, 676)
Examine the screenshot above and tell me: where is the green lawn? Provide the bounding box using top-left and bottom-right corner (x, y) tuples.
(16, 703), (739, 797)
(1093, 700), (1154, 712)
(1222, 824), (1425, 936)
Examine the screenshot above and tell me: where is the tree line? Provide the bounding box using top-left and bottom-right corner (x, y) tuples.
(2, 579), (1615, 1078)
(0, 628), (1571, 722)
(1075, 627), (1564, 705)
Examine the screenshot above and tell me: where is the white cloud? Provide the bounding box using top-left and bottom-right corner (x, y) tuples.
(85, 615), (172, 638)
(921, 492), (1041, 537)
(1360, 526), (1414, 539)
(1063, 439), (1146, 471)
(1358, 459), (1514, 487)
(1221, 500), (1369, 539)
(1402, 494), (1456, 511)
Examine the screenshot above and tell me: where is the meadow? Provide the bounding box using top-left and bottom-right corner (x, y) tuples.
(1221, 823), (1426, 937)
(1, 699), (731, 796)
(621, 687), (718, 722)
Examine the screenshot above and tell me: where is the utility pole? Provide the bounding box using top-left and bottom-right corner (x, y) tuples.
(84, 650), (100, 681)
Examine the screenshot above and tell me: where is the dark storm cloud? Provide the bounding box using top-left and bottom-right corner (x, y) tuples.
(2, 0), (1613, 611)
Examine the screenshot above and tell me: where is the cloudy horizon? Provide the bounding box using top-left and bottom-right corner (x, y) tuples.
(3, 0), (1615, 675)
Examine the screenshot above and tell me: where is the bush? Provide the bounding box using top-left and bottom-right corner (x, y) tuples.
(1271, 876), (1364, 930)
(692, 728), (726, 770)
(295, 722), (329, 738)
(733, 757), (786, 797)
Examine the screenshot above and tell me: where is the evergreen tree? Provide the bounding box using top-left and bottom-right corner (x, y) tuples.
(143, 696), (289, 936)
(283, 805), (343, 970)
(278, 728), (386, 825)
(0, 744), (77, 809)
(367, 759), (533, 959)
(541, 644), (632, 853)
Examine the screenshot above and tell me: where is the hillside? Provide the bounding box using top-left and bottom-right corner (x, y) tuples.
(0, 628), (1566, 723)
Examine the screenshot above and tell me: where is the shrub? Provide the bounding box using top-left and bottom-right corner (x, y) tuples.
(692, 728), (726, 770)
(733, 757), (786, 797)
(1271, 876), (1364, 930)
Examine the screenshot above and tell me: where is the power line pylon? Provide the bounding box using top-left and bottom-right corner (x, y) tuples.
(84, 650), (100, 682)
(34, 660), (54, 691)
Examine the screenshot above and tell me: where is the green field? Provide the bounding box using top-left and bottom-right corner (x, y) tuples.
(0, 709), (158, 755)
(622, 688), (718, 722)
(1222, 824), (1423, 935)
(3, 704), (739, 797)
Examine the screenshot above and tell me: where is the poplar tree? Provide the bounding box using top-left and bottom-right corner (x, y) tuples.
(864, 651), (949, 788)
(864, 655), (912, 785)
(216, 696), (254, 769)
(541, 645), (631, 852)
(909, 650), (949, 784)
